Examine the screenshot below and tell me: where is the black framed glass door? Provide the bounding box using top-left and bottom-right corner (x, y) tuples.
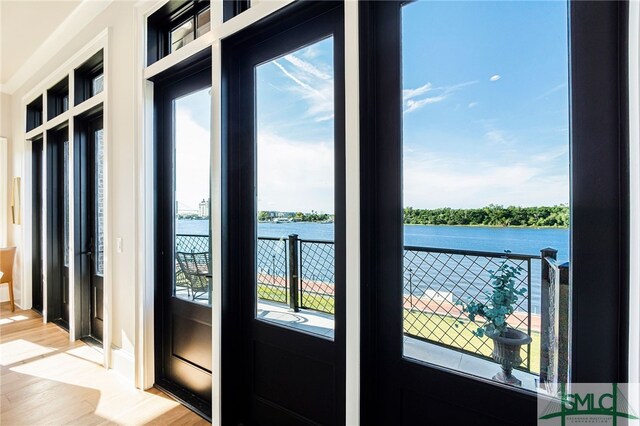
(222, 2), (345, 424)
(73, 111), (105, 343)
(154, 53), (213, 419)
(360, 1), (629, 424)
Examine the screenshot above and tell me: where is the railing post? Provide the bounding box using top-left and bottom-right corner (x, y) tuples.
(288, 234), (299, 312)
(540, 247), (557, 384)
(558, 262), (570, 384)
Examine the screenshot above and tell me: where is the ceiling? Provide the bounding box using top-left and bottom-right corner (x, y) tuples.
(0, 0), (83, 88)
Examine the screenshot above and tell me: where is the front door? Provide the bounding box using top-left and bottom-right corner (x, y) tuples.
(223, 3), (346, 424)
(154, 54), (213, 419)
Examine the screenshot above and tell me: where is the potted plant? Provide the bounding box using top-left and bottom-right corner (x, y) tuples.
(458, 257), (531, 386)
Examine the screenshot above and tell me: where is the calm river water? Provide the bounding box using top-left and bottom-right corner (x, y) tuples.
(177, 219), (569, 314)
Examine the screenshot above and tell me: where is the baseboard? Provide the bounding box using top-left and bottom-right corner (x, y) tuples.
(0, 287), (21, 308)
(111, 346), (135, 384)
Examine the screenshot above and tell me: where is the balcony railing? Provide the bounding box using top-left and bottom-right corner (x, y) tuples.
(175, 233), (552, 374)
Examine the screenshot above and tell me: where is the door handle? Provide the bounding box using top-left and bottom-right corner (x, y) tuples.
(79, 251), (92, 256)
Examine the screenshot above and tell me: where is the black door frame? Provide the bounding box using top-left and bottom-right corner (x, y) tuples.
(31, 136), (44, 314)
(45, 124), (70, 328)
(152, 50), (213, 420)
(222, 2), (346, 424)
(73, 107), (105, 342)
(359, 0), (630, 423)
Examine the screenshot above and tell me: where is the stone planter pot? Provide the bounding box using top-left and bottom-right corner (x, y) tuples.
(487, 328), (532, 386)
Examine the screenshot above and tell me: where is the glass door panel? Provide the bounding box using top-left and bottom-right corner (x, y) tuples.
(400, 0), (570, 392)
(95, 128), (104, 276)
(90, 121), (104, 341)
(174, 88), (211, 306)
(62, 138), (70, 326)
(255, 37), (335, 338)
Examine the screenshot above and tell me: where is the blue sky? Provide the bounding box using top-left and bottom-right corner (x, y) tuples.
(175, 88), (211, 213)
(256, 37), (335, 214)
(176, 0), (570, 214)
(402, 1), (569, 209)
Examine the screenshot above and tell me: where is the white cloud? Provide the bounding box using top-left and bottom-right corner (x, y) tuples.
(403, 83), (433, 101)
(283, 54), (332, 81)
(269, 49), (334, 123)
(257, 132), (334, 213)
(405, 95), (448, 113)
(402, 80), (477, 114)
(175, 109), (211, 212)
(535, 83), (567, 100)
(484, 129), (514, 145)
(531, 146), (569, 162)
(403, 149), (569, 208)
(468, 102), (479, 108)
(489, 74), (501, 82)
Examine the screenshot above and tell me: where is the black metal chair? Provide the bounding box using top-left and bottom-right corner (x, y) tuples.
(176, 251), (211, 302)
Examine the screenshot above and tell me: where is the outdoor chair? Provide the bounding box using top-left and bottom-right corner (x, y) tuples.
(176, 251), (211, 302)
(0, 247), (17, 312)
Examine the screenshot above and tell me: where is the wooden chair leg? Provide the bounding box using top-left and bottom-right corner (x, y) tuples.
(8, 280), (15, 312)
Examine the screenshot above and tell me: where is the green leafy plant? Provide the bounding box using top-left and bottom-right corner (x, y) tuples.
(458, 255), (526, 338)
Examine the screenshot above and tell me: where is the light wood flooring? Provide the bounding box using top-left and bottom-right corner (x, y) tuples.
(0, 302), (209, 425)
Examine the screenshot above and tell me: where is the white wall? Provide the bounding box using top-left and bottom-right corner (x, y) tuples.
(1, 92), (13, 302)
(8, 0), (138, 380)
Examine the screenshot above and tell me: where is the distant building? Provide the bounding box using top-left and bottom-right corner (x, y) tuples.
(199, 198), (210, 217)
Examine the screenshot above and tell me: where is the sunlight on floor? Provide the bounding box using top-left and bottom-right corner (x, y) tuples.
(9, 315), (29, 321)
(0, 304), (207, 425)
(66, 345), (104, 365)
(0, 339), (55, 366)
(0, 315), (29, 325)
(5, 344), (185, 424)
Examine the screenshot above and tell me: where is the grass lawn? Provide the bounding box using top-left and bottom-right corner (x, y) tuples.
(256, 284), (540, 374)
(404, 310), (540, 374)
(258, 283), (335, 313)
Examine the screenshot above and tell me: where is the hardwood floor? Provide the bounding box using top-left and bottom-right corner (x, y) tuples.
(0, 302), (209, 425)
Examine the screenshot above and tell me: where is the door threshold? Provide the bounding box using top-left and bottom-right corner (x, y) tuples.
(154, 380), (212, 423)
(52, 318), (69, 332)
(81, 336), (103, 352)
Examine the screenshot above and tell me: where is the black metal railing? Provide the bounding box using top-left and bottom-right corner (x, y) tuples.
(403, 245), (537, 372)
(256, 237), (288, 304)
(175, 233), (543, 372)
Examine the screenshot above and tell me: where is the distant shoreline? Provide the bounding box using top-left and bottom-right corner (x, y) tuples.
(179, 218), (568, 230)
(403, 223), (569, 230)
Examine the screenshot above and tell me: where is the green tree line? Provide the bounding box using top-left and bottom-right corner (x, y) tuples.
(258, 210), (333, 222)
(404, 204), (569, 227)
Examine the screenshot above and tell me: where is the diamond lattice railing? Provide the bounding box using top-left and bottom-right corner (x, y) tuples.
(299, 240), (335, 314)
(256, 237), (289, 304)
(403, 247), (532, 371)
(174, 234), (537, 372)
